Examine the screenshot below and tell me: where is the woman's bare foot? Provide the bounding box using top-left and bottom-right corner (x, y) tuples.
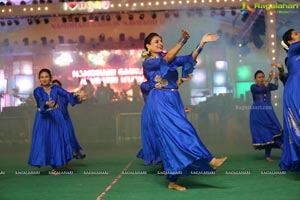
(265, 157), (274, 162)
(210, 157), (228, 170)
(50, 169), (60, 176)
(168, 182), (186, 191)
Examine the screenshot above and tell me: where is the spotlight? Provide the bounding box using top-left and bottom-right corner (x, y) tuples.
(67, 15), (73, 23)
(186, 10), (194, 18)
(27, 18), (33, 25)
(101, 15), (105, 21)
(164, 12), (170, 18)
(94, 15), (99, 22)
(20, 1), (26, 5)
(6, 1), (12, 6)
(62, 16), (67, 23)
(32, 0), (38, 4)
(220, 8), (225, 16)
(99, 33), (105, 42)
(82, 16), (87, 23)
(210, 8), (216, 17)
(41, 37), (47, 45)
(35, 19), (40, 24)
(173, 11), (179, 18)
(44, 18), (49, 24)
(119, 33), (125, 42)
(14, 20), (19, 26)
(106, 14), (110, 21)
(39, 0), (45, 4)
(196, 8), (203, 17)
(0, 2), (5, 6)
(7, 20), (12, 26)
(139, 13), (144, 20)
(139, 32), (145, 40)
(0, 21), (5, 26)
(151, 13), (157, 19)
(74, 16), (80, 23)
(78, 35), (85, 44)
(116, 14), (122, 21)
(89, 14), (94, 22)
(128, 14), (133, 20)
(23, 37), (29, 46)
(58, 35), (64, 44)
(231, 7), (236, 16)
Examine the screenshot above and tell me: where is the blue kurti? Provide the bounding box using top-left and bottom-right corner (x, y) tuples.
(28, 85), (76, 168)
(142, 53), (214, 176)
(280, 42), (300, 171)
(249, 83), (282, 149)
(58, 94), (83, 158)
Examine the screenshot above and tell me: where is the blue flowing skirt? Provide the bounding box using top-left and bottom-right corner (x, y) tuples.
(28, 109), (73, 168)
(249, 102), (282, 149)
(280, 75), (300, 171)
(65, 115), (83, 157)
(137, 103), (161, 165)
(146, 89), (214, 174)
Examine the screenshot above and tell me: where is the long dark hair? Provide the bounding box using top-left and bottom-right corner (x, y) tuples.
(282, 29), (293, 69)
(52, 79), (62, 87)
(282, 29), (294, 48)
(144, 32), (161, 50)
(254, 70), (264, 79)
(38, 68), (52, 79)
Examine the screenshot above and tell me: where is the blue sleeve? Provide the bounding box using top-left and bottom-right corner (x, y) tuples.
(54, 85), (77, 107)
(250, 84), (268, 94)
(143, 57), (170, 78)
(33, 88), (49, 113)
(169, 54), (196, 78)
(268, 83), (278, 91)
(140, 82), (151, 94)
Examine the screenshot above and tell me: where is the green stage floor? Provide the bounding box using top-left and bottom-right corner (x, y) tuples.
(0, 143), (299, 200)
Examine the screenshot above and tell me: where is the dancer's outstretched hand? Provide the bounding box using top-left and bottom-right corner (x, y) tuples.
(271, 62), (283, 69)
(181, 29), (190, 40)
(201, 32), (219, 44)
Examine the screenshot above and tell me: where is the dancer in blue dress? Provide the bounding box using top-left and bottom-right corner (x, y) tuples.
(28, 69), (87, 175)
(136, 81), (162, 165)
(52, 79), (86, 160)
(249, 70), (283, 162)
(142, 31), (227, 191)
(280, 29), (300, 171)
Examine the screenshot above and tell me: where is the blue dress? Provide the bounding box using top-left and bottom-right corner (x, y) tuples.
(143, 53), (214, 177)
(28, 85), (77, 168)
(280, 42), (300, 171)
(58, 95), (85, 159)
(137, 81), (162, 165)
(249, 83), (282, 149)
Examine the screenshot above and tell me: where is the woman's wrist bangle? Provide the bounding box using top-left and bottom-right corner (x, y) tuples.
(177, 37), (188, 46)
(278, 67), (284, 73)
(195, 44), (202, 54)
